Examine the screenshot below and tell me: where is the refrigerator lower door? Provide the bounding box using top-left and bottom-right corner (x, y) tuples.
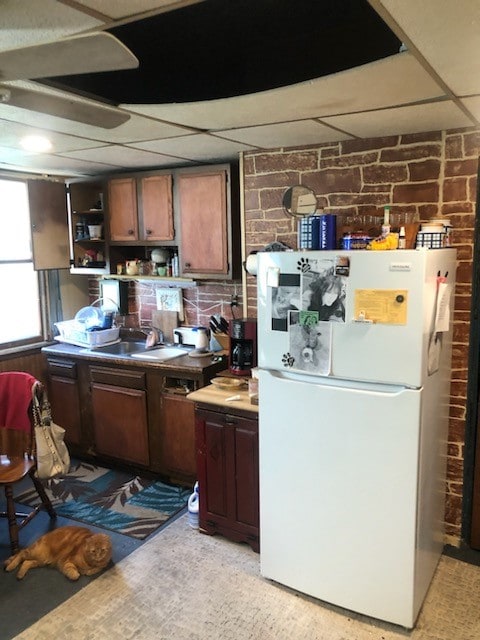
(259, 369), (433, 628)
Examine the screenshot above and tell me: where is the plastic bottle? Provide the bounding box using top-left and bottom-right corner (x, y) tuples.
(187, 481), (199, 529)
(172, 252), (179, 277)
(381, 205), (391, 238)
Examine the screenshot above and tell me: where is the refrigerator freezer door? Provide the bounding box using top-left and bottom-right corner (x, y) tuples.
(259, 369), (426, 628)
(257, 249), (456, 387)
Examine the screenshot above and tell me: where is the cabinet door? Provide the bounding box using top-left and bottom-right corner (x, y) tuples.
(139, 175), (174, 242)
(161, 394), (196, 481)
(177, 170), (228, 276)
(108, 177), (138, 241)
(196, 408), (259, 549)
(28, 180), (70, 270)
(46, 358), (82, 447)
(49, 376), (82, 446)
(91, 382), (149, 466)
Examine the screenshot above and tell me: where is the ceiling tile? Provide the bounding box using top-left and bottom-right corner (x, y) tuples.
(321, 101), (474, 138)
(214, 120), (353, 149)
(461, 96), (480, 122)
(73, 0), (196, 20)
(0, 118), (104, 153)
(375, 0), (480, 96)
(0, 0), (101, 51)
(131, 134), (256, 162)
(59, 145), (190, 169)
(0, 153), (116, 176)
(123, 53), (445, 130)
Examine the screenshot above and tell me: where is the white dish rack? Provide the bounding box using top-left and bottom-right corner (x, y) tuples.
(54, 320), (120, 348)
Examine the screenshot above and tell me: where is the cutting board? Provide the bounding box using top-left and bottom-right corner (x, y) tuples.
(152, 310), (178, 343)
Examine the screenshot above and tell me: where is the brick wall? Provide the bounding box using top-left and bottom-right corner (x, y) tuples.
(243, 128), (480, 544)
(90, 278), (239, 333)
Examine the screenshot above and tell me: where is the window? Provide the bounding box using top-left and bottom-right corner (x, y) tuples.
(0, 178), (44, 348)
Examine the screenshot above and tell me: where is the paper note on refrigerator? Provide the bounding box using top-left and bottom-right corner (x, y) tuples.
(433, 282), (451, 333)
(354, 289), (408, 324)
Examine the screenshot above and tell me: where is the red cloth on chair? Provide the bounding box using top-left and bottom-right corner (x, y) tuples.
(0, 372), (38, 432)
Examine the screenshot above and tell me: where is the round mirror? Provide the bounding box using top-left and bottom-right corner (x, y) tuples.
(283, 186), (317, 217)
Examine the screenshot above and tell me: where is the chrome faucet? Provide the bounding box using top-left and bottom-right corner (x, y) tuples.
(144, 328), (164, 348)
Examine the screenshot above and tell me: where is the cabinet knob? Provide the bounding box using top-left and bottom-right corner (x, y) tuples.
(146, 229), (152, 235)
(128, 229), (134, 235)
(185, 262), (191, 268)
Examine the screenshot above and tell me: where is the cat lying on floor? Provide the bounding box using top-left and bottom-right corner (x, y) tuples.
(4, 525), (112, 580)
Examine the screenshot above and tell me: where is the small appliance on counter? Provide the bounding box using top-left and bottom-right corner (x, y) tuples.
(229, 318), (257, 376)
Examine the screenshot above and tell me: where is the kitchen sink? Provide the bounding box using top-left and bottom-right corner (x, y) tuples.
(80, 340), (146, 356)
(79, 341), (189, 361)
(130, 347), (189, 361)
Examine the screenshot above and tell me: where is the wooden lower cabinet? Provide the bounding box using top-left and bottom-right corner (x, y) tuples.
(195, 404), (259, 552)
(46, 358), (82, 446)
(43, 349), (225, 477)
(161, 393), (196, 484)
(91, 382), (149, 466)
(90, 366), (149, 467)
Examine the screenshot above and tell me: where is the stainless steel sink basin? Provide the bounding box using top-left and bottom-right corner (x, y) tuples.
(80, 340), (146, 356)
(130, 347), (189, 361)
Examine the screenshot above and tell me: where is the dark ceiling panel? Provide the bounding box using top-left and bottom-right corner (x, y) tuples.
(43, 0), (401, 104)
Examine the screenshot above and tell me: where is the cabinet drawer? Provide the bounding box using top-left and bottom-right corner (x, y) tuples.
(90, 365), (146, 389)
(47, 358), (77, 379)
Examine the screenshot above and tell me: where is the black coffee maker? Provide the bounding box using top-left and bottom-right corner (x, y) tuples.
(229, 318), (257, 376)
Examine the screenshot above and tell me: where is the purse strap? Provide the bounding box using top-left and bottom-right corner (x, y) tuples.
(32, 382), (52, 428)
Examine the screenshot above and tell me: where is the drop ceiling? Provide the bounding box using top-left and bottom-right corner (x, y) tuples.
(0, 0), (479, 178)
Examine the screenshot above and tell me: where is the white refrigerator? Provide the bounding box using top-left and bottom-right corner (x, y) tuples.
(257, 248), (456, 629)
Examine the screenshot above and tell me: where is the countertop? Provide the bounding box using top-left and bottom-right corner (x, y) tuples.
(42, 342), (227, 373)
(188, 384), (258, 413)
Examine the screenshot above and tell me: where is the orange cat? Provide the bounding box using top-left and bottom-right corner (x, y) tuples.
(4, 526), (112, 580)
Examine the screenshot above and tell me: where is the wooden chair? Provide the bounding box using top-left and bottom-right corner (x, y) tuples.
(0, 371), (56, 553)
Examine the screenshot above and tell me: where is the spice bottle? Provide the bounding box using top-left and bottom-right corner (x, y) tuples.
(398, 226), (406, 249)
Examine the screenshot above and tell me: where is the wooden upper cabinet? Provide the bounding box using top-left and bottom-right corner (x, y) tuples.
(177, 167), (232, 278)
(139, 175), (174, 241)
(108, 174), (174, 243)
(28, 179), (70, 270)
(108, 177), (138, 241)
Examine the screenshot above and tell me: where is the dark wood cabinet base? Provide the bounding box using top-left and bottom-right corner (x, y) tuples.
(195, 403), (259, 553)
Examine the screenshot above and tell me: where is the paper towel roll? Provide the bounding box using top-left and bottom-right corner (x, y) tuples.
(245, 252), (258, 275)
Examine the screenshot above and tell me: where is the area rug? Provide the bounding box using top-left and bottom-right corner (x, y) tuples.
(14, 460), (191, 539)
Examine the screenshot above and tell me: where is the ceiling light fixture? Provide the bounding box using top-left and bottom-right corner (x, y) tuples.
(20, 135), (52, 153)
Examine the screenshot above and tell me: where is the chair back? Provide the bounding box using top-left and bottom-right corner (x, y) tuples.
(0, 372), (42, 458)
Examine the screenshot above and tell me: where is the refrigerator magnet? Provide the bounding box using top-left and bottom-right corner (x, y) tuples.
(335, 255), (350, 276)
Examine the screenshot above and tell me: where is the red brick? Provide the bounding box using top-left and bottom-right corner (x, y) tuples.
(381, 144), (442, 162)
(443, 177), (468, 202)
(341, 136), (399, 154)
(306, 166), (362, 193)
(401, 131), (442, 145)
(445, 134), (463, 159)
(463, 130), (480, 157)
(445, 158), (478, 177)
(393, 181), (439, 203)
(408, 159), (441, 181)
(244, 172), (299, 190)
(363, 163), (408, 184)
(254, 151), (318, 173)
(320, 152), (378, 169)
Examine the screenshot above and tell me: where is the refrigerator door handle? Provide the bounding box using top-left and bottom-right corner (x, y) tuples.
(263, 368), (418, 395)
